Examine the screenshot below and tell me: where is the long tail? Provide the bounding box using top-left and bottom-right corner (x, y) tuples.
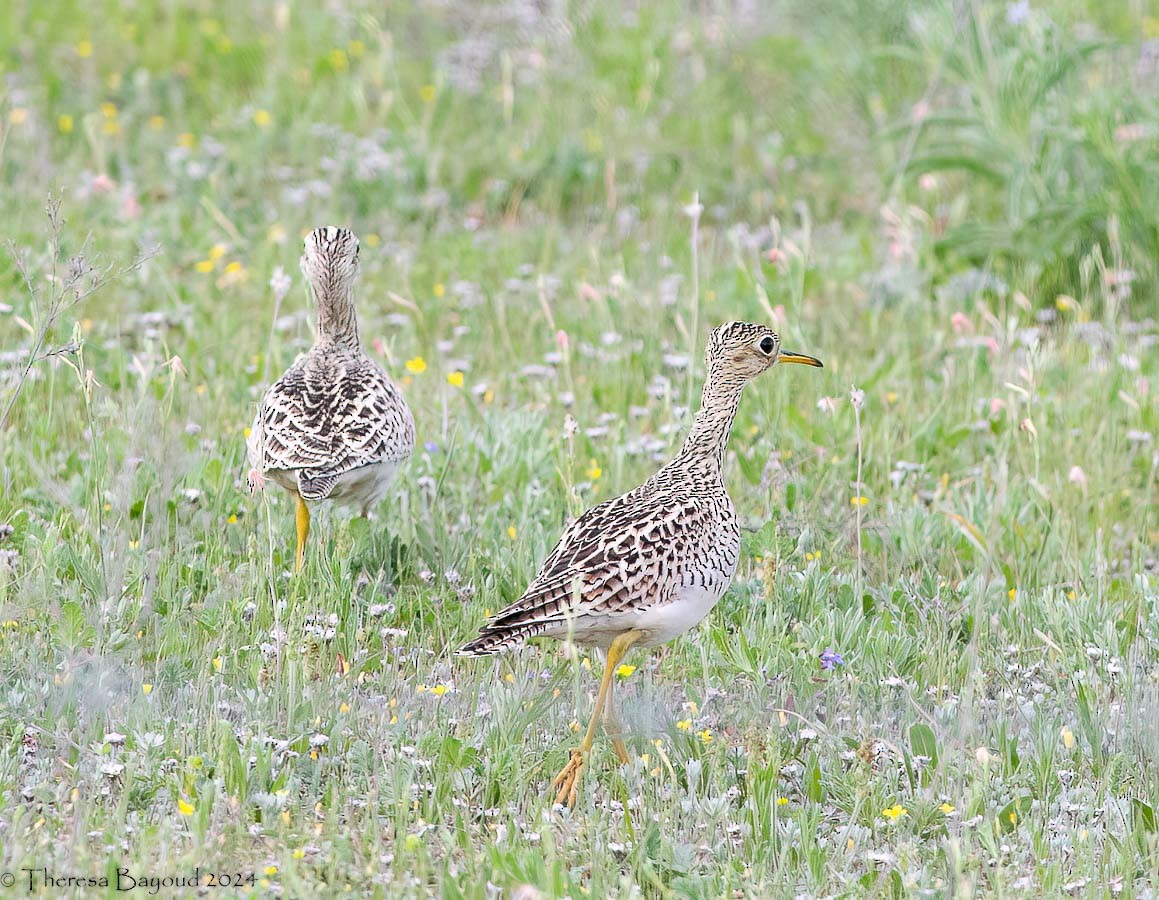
(456, 622), (545, 657)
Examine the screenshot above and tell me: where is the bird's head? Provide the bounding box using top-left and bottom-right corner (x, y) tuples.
(301, 226), (360, 298)
(706, 321), (823, 381)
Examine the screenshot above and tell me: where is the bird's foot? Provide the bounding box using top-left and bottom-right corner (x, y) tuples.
(551, 748), (586, 807)
(246, 468), (266, 494)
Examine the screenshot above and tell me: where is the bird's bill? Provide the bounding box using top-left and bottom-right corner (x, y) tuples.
(779, 350), (824, 368)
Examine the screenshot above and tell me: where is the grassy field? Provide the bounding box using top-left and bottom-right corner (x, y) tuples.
(1, 0), (1158, 896)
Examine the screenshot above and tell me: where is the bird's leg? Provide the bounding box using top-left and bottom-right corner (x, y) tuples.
(603, 671), (630, 765)
(551, 630), (641, 806)
(295, 495), (310, 572)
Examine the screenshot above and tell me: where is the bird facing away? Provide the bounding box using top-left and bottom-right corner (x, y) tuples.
(459, 321), (822, 805)
(247, 226), (415, 570)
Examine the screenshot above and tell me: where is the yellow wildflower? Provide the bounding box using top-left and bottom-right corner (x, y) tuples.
(447, 371), (464, 387)
(405, 357), (427, 374)
(881, 804), (907, 821)
(615, 664), (636, 678)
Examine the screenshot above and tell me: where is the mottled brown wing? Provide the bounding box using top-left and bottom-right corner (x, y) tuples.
(257, 352), (414, 498)
(478, 483), (720, 635)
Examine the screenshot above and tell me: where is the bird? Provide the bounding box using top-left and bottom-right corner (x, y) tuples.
(247, 226), (415, 571)
(458, 321), (822, 805)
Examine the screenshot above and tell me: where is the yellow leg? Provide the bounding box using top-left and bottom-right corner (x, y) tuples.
(604, 672), (630, 765)
(551, 630), (641, 806)
(295, 495), (310, 572)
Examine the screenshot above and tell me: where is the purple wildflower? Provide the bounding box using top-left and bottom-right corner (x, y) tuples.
(424, 441), (439, 454)
(1006, 0), (1030, 25)
(820, 648), (845, 671)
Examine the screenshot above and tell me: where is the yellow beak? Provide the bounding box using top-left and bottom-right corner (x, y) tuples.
(779, 350), (824, 368)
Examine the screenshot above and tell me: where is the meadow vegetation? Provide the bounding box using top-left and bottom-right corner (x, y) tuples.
(1, 0), (1157, 895)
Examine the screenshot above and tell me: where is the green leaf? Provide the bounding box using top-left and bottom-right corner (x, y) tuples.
(735, 448), (764, 485)
(806, 757), (824, 803)
(1132, 799), (1156, 833)
(997, 796), (1032, 834)
(906, 152), (1007, 182)
(909, 724), (939, 772)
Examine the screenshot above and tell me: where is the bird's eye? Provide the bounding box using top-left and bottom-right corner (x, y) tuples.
(759, 336), (776, 355)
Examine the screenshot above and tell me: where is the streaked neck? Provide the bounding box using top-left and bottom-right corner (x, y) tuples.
(677, 366), (746, 471)
(314, 286), (360, 349)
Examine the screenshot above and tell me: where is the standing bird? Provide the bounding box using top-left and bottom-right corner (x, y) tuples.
(248, 226), (415, 570)
(459, 322), (822, 805)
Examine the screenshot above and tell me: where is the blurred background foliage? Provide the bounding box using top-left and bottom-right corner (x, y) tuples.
(1, 0), (1155, 315)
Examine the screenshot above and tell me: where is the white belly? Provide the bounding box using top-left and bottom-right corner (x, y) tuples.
(327, 460), (401, 510)
(546, 582), (729, 649)
(631, 584), (728, 645)
(261, 460), (401, 514)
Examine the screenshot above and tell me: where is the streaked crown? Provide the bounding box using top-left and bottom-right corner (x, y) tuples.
(301, 226), (360, 296)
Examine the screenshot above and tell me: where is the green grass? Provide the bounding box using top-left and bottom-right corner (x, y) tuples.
(1, 0), (1157, 896)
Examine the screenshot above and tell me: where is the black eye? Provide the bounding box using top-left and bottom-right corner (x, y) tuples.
(759, 336), (776, 355)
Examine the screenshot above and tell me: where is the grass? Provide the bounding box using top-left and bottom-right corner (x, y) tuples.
(1, 0), (1157, 896)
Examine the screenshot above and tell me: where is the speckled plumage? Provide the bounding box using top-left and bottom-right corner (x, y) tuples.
(460, 321), (822, 657)
(248, 226), (414, 537)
